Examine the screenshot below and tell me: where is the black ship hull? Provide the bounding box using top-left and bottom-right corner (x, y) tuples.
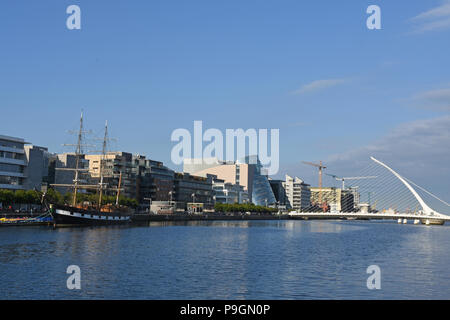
(50, 204), (131, 227)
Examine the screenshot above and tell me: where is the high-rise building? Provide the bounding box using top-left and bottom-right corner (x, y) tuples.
(283, 175), (311, 211)
(0, 135), (28, 190)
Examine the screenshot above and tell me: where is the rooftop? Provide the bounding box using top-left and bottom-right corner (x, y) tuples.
(0, 134), (28, 144)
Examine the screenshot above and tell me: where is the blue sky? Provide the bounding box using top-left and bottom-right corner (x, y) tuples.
(1, 1), (450, 202)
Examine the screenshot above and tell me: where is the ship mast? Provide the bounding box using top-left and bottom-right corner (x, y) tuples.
(72, 112), (84, 206)
(51, 111), (98, 205)
(115, 171), (122, 206)
(98, 121), (108, 209)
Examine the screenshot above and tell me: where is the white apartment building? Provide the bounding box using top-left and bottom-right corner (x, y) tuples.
(283, 175), (311, 211)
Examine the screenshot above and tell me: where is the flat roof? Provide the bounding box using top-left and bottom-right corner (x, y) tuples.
(0, 134), (29, 144)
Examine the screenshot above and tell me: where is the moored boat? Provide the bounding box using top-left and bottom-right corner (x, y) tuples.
(49, 112), (133, 227)
(50, 204), (131, 227)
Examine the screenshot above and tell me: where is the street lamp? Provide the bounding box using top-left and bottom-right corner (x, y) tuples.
(191, 193), (196, 214)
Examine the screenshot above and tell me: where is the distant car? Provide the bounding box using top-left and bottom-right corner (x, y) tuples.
(245, 211), (251, 215)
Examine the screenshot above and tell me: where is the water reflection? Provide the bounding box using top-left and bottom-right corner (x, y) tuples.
(1, 221), (450, 299)
(140, 220), (364, 233)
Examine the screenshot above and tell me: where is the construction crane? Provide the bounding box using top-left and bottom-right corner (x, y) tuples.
(302, 161), (327, 206)
(325, 174), (377, 190)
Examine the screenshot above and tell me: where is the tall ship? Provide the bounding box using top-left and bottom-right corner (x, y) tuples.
(49, 113), (132, 227)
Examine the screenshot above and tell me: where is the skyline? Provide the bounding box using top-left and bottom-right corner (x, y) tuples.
(1, 1), (449, 200)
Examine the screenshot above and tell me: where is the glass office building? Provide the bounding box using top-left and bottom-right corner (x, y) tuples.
(239, 156), (276, 206)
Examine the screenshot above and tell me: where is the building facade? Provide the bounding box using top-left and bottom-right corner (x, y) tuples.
(173, 172), (214, 212)
(269, 179), (288, 208)
(132, 155), (174, 208)
(0, 135), (27, 190)
(24, 145), (52, 191)
(52, 153), (90, 194)
(183, 156), (276, 206)
(283, 175), (311, 211)
(212, 176), (248, 204)
(84, 152), (136, 199)
(310, 187), (354, 212)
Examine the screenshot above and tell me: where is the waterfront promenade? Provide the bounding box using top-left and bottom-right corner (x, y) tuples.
(2, 210), (449, 226)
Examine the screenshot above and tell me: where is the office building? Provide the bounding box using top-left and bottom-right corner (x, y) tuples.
(132, 155), (174, 207)
(269, 179), (288, 208)
(0, 135), (28, 190)
(183, 156), (276, 206)
(310, 187), (354, 212)
(284, 175), (311, 211)
(52, 153), (89, 194)
(212, 176), (248, 204)
(84, 152), (136, 199)
(24, 145), (52, 191)
(173, 172), (214, 213)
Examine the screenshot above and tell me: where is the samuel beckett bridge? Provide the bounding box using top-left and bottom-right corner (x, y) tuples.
(289, 157), (450, 226)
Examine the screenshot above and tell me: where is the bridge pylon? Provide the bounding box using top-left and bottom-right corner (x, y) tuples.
(370, 157), (448, 224)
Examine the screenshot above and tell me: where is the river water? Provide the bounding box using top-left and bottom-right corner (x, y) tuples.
(1, 220), (450, 299)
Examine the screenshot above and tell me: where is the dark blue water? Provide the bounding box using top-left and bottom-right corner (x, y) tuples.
(1, 220), (450, 299)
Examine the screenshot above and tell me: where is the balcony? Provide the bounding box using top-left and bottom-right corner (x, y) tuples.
(0, 145), (25, 154)
(0, 184), (24, 190)
(0, 171), (26, 178)
(0, 158), (26, 166)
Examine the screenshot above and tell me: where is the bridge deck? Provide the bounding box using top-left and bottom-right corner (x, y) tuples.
(288, 212), (450, 221)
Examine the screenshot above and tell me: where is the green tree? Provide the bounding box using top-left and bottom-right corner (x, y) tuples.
(0, 189), (15, 205)
(46, 188), (64, 205)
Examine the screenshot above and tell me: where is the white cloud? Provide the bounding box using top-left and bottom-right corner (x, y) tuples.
(328, 116), (450, 162)
(292, 78), (347, 95)
(326, 116), (450, 190)
(412, 87), (450, 111)
(410, 1), (450, 33)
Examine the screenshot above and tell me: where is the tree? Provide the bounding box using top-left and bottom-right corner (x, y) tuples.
(14, 190), (26, 204)
(46, 188), (64, 205)
(24, 190), (39, 204)
(0, 189), (15, 205)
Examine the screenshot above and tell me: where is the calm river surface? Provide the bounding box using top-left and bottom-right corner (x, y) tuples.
(1, 220), (450, 299)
